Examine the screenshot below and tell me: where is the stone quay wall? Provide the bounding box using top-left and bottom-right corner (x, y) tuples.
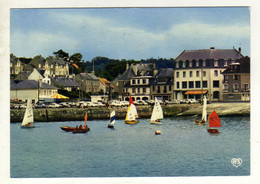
(10, 102), (250, 123)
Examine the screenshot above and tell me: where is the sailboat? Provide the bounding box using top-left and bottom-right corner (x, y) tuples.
(125, 96), (139, 124)
(207, 110), (221, 133)
(60, 113), (90, 133)
(108, 110), (116, 128)
(150, 97), (163, 124)
(195, 95), (207, 124)
(21, 98), (35, 128)
(73, 112), (90, 133)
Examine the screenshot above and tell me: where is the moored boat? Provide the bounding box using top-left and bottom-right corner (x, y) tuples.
(21, 98), (35, 128)
(155, 130), (161, 135)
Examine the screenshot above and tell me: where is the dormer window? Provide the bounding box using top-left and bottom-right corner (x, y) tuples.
(214, 60), (218, 67)
(224, 60), (228, 66)
(176, 62), (179, 68)
(182, 61), (186, 68)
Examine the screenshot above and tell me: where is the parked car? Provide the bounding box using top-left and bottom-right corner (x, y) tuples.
(60, 102), (71, 108)
(188, 99), (198, 104)
(20, 104), (27, 108)
(35, 103), (46, 108)
(47, 103), (62, 108)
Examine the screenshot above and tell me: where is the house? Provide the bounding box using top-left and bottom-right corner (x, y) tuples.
(119, 63), (157, 101)
(173, 47), (244, 102)
(98, 77), (114, 95)
(74, 72), (100, 93)
(45, 56), (69, 77)
(27, 68), (51, 85)
(10, 54), (23, 75)
(10, 79), (58, 103)
(52, 77), (79, 92)
(150, 68), (174, 101)
(222, 57), (250, 101)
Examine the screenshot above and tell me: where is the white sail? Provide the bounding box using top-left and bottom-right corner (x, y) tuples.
(21, 99), (34, 126)
(109, 110), (116, 125)
(150, 97), (163, 121)
(125, 104), (137, 121)
(201, 95), (207, 122)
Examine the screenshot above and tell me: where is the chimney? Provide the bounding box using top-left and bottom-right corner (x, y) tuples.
(126, 62), (129, 70)
(39, 79), (43, 88)
(238, 47), (241, 54)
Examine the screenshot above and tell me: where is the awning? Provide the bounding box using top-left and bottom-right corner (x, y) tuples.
(51, 93), (69, 99)
(185, 90), (208, 95)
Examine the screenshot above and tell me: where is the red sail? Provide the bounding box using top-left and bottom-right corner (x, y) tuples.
(208, 110), (221, 127)
(84, 113), (88, 128)
(129, 96), (134, 105)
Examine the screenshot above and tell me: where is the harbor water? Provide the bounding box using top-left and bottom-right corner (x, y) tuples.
(10, 117), (250, 178)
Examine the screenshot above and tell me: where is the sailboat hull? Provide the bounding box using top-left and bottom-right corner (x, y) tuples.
(72, 128), (90, 134)
(150, 120), (163, 125)
(107, 124), (114, 128)
(21, 124), (35, 128)
(125, 120), (139, 124)
(207, 129), (219, 133)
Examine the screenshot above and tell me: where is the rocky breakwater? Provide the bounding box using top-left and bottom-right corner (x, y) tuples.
(10, 104), (191, 122)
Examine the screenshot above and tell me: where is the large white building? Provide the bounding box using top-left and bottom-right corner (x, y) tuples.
(174, 47), (244, 102)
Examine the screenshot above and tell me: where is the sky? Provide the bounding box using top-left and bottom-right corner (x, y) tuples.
(10, 7), (250, 61)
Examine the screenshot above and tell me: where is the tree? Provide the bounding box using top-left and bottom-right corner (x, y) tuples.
(69, 53), (83, 64)
(53, 49), (69, 59)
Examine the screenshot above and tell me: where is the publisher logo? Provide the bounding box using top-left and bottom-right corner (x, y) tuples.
(231, 158), (243, 168)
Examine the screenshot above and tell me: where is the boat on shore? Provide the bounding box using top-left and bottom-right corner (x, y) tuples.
(125, 96), (139, 124)
(207, 110), (221, 133)
(195, 95), (207, 125)
(150, 97), (163, 124)
(21, 98), (35, 128)
(108, 110), (116, 128)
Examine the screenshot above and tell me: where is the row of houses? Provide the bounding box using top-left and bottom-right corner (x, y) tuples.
(10, 54), (113, 103)
(112, 47), (250, 102)
(10, 47), (250, 103)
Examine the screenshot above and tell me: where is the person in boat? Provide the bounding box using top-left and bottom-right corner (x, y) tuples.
(79, 125), (82, 129)
(155, 119), (160, 122)
(201, 119), (205, 124)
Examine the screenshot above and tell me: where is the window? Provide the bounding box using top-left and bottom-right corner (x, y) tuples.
(132, 88), (136, 93)
(234, 75), (239, 80)
(213, 91), (219, 99)
(244, 84), (249, 91)
(182, 82), (187, 89)
(224, 84), (228, 91)
(176, 72), (179, 78)
(203, 61), (206, 67)
(189, 81), (194, 88)
(176, 62), (179, 68)
(176, 82), (180, 89)
(195, 81), (200, 88)
(214, 60), (218, 67)
(132, 80), (136, 84)
(224, 60), (228, 66)
(213, 80), (219, 88)
(196, 71), (199, 77)
(143, 79), (146, 84)
(169, 85), (172, 91)
(214, 70), (218, 77)
(234, 83), (239, 91)
(203, 81), (207, 88)
(137, 79), (140, 84)
(183, 71), (186, 78)
(182, 61), (186, 68)
(153, 86), (155, 91)
(143, 88), (146, 93)
(203, 71), (206, 77)
(189, 71), (193, 77)
(224, 75), (229, 82)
